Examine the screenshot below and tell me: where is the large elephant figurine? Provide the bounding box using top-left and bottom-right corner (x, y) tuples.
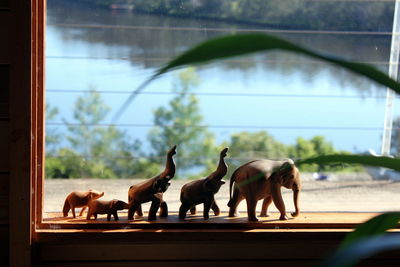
(179, 148), (228, 220)
(128, 145), (176, 221)
(228, 159), (301, 221)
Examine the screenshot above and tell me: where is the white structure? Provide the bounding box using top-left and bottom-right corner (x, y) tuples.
(381, 0), (400, 156)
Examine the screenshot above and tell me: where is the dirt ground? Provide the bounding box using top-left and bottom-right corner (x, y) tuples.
(45, 173), (400, 214)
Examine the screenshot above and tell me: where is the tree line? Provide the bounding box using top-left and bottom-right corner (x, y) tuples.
(71, 0), (395, 31)
(46, 68), (365, 179)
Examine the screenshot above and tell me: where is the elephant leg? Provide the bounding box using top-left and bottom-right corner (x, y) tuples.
(211, 201), (220, 216)
(159, 201), (168, 217)
(86, 208), (92, 220)
(113, 212), (119, 221)
(260, 196), (272, 217)
(128, 202), (139, 220)
(71, 208), (76, 218)
(245, 197), (258, 222)
(94, 213), (98, 220)
(203, 200), (212, 220)
(107, 213), (111, 221)
(190, 206), (196, 215)
(228, 188), (244, 217)
(79, 206), (86, 216)
(272, 183), (288, 220)
(148, 196), (162, 221)
(179, 203), (191, 220)
(136, 204), (143, 217)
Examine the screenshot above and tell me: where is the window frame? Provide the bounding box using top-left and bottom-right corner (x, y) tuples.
(29, 0), (397, 233)
(31, 0), (46, 229)
(11, 1), (400, 266)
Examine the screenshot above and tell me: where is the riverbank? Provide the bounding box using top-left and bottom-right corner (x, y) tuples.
(50, 0), (394, 32)
(45, 174), (400, 213)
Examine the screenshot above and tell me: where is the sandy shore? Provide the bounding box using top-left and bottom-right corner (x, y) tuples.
(45, 173), (400, 213)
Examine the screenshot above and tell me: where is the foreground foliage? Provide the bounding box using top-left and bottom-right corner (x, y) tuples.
(121, 32), (400, 266)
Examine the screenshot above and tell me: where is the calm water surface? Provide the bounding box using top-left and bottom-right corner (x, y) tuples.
(46, 1), (400, 153)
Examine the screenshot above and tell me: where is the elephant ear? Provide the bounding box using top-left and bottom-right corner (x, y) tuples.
(203, 179), (225, 192)
(203, 179), (213, 192)
(153, 178), (170, 192)
(153, 179), (161, 191)
(109, 199), (118, 210)
(274, 162), (294, 185)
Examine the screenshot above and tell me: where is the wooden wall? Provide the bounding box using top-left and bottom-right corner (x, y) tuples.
(0, 1), (11, 265)
(1, 0), (32, 266)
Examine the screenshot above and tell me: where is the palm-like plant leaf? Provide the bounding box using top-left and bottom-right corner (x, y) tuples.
(113, 33), (400, 121)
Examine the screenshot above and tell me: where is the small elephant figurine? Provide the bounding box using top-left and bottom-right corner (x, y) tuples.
(86, 199), (129, 221)
(179, 148), (228, 220)
(228, 159), (301, 222)
(63, 189), (104, 218)
(128, 145), (176, 221)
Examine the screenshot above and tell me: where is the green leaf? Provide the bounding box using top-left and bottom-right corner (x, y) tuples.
(296, 154), (400, 173)
(237, 154), (400, 189)
(319, 213), (400, 267)
(340, 212), (400, 249)
(113, 33), (400, 121)
(320, 235), (400, 267)
(155, 34), (400, 95)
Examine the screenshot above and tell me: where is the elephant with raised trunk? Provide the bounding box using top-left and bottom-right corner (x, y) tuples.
(128, 145), (176, 221)
(228, 159), (301, 222)
(179, 148), (228, 220)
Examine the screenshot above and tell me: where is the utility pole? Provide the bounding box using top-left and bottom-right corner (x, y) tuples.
(381, 0), (400, 156)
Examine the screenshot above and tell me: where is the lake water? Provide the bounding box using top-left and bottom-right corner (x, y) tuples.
(45, 1), (400, 154)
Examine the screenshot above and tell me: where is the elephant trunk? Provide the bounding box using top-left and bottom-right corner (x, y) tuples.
(161, 145), (176, 180)
(210, 147), (228, 180)
(292, 188), (300, 217)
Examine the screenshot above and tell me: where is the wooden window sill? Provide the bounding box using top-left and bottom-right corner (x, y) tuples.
(35, 212), (400, 263)
(38, 212), (395, 231)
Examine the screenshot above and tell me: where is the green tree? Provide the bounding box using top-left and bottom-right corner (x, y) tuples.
(288, 136), (359, 172)
(46, 88), (160, 179)
(148, 68), (218, 177)
(45, 103), (61, 155)
(222, 131), (289, 179)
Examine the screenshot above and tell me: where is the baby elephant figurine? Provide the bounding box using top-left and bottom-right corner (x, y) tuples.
(86, 199), (129, 221)
(179, 148), (228, 220)
(63, 190), (104, 218)
(128, 145), (176, 221)
(228, 159), (301, 222)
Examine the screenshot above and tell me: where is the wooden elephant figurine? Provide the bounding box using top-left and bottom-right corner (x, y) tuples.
(63, 190), (104, 218)
(86, 199), (129, 221)
(128, 145), (176, 221)
(228, 159), (301, 221)
(179, 148), (228, 220)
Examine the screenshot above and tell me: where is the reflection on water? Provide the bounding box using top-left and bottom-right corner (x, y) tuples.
(46, 0), (398, 154)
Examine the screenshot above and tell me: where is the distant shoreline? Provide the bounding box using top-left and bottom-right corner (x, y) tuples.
(49, 0), (394, 32)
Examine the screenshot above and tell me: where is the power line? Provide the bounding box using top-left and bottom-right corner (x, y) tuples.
(46, 122), (387, 131)
(46, 89), (390, 99)
(44, 155), (308, 161)
(45, 55), (393, 66)
(304, 0), (395, 2)
(47, 23), (397, 36)
(295, 0), (398, 2)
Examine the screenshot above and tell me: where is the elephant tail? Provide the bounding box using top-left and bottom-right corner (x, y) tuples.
(63, 199), (70, 217)
(227, 170), (237, 207)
